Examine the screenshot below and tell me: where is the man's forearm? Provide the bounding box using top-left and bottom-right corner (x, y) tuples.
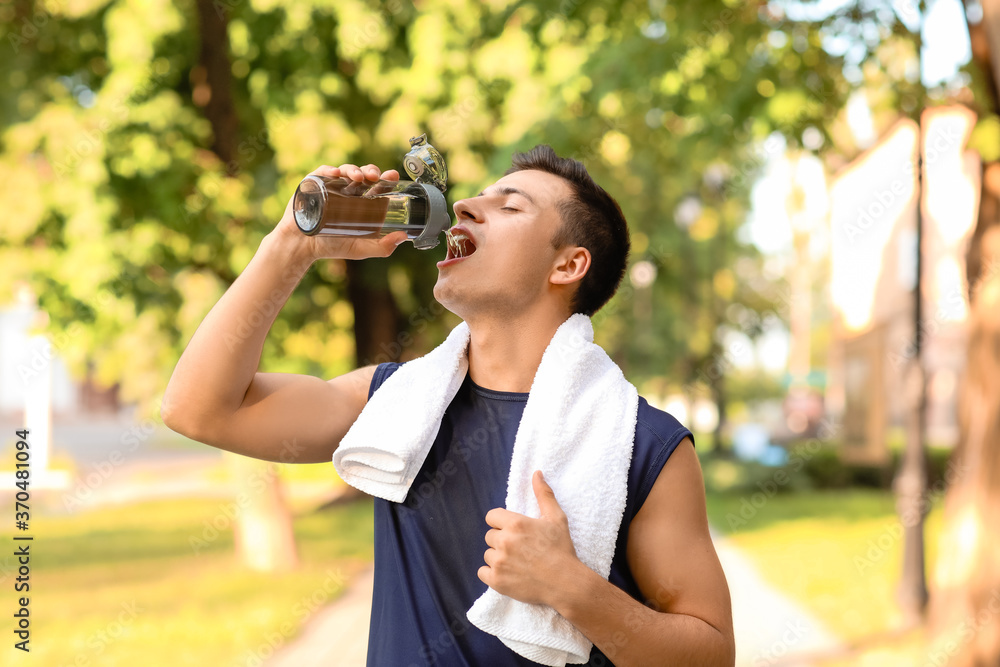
(162, 227), (313, 435)
(551, 562), (735, 667)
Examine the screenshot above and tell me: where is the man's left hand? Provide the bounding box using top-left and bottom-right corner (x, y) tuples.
(477, 470), (582, 607)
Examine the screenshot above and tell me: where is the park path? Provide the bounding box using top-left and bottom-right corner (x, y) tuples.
(24, 416), (841, 666)
(266, 530), (842, 667)
(712, 530), (842, 666)
(265, 567), (375, 667)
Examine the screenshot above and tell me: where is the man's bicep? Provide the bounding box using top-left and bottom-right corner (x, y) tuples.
(625, 437), (733, 636)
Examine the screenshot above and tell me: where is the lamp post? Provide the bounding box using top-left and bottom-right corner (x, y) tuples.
(894, 128), (929, 627)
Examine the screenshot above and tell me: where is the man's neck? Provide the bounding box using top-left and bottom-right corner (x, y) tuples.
(465, 306), (573, 393)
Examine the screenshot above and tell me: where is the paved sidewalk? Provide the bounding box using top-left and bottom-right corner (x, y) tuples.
(266, 567), (374, 667)
(713, 531), (841, 666)
(266, 533), (841, 667)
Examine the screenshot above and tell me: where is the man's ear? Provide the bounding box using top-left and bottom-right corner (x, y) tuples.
(550, 246), (591, 286)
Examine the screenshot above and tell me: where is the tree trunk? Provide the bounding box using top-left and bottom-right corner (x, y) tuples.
(710, 361), (729, 457)
(194, 0), (298, 571)
(929, 226), (1000, 665)
(928, 3), (1000, 661)
(194, 0), (239, 171)
(228, 454), (300, 571)
(346, 260), (404, 367)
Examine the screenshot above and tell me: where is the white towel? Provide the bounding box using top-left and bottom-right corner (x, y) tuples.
(333, 313), (639, 666)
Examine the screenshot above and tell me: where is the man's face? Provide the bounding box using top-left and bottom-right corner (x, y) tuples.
(433, 169), (574, 320)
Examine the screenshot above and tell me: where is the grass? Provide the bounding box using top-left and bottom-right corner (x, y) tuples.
(706, 489), (944, 645)
(5, 495), (375, 667)
(3, 437), (948, 666)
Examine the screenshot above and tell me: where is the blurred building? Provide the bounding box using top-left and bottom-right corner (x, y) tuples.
(0, 283), (121, 420)
(827, 108), (980, 462)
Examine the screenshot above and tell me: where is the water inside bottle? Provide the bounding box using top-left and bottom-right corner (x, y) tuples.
(317, 191), (426, 237)
(294, 176), (429, 239)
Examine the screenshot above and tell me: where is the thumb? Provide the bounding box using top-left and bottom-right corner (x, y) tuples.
(532, 470), (564, 520)
(377, 231), (409, 255)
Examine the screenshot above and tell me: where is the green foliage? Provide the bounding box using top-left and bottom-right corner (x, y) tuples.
(970, 114), (1000, 162)
(701, 454), (813, 495)
(1, 0), (850, 416)
(702, 441), (957, 495)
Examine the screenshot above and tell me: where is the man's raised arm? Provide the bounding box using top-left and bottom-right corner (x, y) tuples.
(160, 163), (409, 464)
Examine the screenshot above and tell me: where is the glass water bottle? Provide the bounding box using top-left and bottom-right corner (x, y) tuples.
(292, 134), (450, 250)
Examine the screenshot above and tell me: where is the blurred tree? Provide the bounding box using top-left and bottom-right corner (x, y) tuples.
(510, 0), (847, 451)
(192, 0), (298, 572)
(928, 1), (1000, 664)
(801, 0), (1000, 656)
(0, 0), (848, 460)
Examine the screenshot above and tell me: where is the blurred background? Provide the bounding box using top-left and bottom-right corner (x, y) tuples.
(1, 0), (999, 665)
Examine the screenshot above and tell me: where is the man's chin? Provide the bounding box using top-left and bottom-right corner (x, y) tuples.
(433, 281), (472, 319)
(432, 281), (456, 309)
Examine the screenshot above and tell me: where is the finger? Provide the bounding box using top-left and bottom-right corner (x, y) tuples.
(338, 163), (365, 181)
(485, 507), (516, 528)
(483, 547), (497, 567)
(341, 178), (370, 197)
(484, 528), (501, 548)
(311, 165), (341, 178)
(360, 164), (381, 181)
(381, 169), (400, 182)
(532, 470), (565, 520)
(375, 231), (409, 256)
(366, 174), (400, 196)
(477, 565), (492, 586)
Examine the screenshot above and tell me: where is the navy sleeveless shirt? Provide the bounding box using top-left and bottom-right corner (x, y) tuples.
(364, 362), (694, 666)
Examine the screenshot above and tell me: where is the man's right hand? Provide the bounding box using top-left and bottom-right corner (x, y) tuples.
(162, 163), (410, 465)
(273, 163), (410, 261)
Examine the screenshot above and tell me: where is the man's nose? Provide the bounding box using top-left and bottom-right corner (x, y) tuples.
(453, 199), (482, 223)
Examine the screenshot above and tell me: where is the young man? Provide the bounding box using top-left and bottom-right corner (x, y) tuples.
(162, 146), (735, 666)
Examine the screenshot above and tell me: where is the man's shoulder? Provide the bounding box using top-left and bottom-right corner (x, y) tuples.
(621, 396), (695, 526)
(368, 361), (405, 399)
(634, 395), (695, 450)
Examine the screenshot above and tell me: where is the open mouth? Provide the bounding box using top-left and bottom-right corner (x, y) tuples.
(444, 228), (478, 261)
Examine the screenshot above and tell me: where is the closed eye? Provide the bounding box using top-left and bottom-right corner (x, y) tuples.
(500, 207), (519, 212)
